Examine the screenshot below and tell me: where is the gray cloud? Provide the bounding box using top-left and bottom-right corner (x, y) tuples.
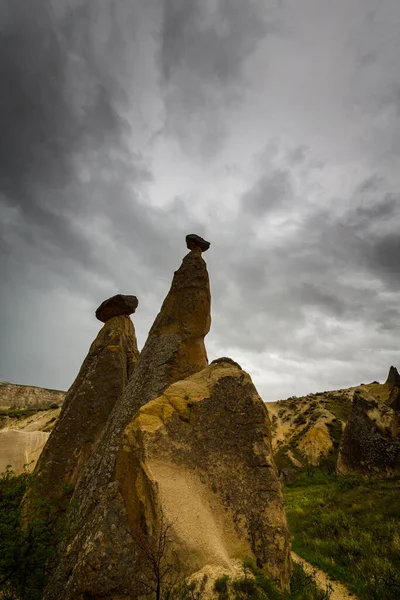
(1, 0), (400, 401)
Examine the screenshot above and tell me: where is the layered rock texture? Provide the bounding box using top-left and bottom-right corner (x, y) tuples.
(337, 369), (400, 476)
(0, 382), (65, 410)
(0, 383), (65, 474)
(35, 308), (139, 504)
(0, 430), (50, 474)
(43, 238), (291, 599)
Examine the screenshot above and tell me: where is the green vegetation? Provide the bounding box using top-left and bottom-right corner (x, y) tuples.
(284, 470), (400, 599)
(0, 406), (58, 420)
(0, 466), (71, 600)
(322, 393), (352, 422)
(0, 408), (38, 420)
(214, 560), (331, 600)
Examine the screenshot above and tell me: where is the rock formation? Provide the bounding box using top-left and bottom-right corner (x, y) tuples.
(385, 365), (400, 392)
(0, 382), (65, 410)
(117, 359), (291, 590)
(337, 372), (400, 476)
(35, 298), (139, 504)
(43, 237), (291, 599)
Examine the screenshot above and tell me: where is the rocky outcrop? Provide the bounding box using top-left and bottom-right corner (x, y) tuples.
(45, 239), (212, 598)
(337, 385), (400, 477)
(0, 382), (65, 410)
(385, 366), (400, 392)
(35, 312), (139, 504)
(116, 359), (291, 591)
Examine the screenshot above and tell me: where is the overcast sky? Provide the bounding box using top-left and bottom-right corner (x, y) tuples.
(1, 0), (399, 401)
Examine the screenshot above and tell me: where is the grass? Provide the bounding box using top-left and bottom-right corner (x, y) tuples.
(0, 408), (39, 419)
(0, 406), (58, 420)
(322, 394), (352, 422)
(284, 470), (400, 599)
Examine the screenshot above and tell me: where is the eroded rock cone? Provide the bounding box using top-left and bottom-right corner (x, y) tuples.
(96, 294), (138, 323)
(117, 359), (292, 592)
(337, 388), (400, 477)
(45, 238), (211, 598)
(35, 313), (139, 505)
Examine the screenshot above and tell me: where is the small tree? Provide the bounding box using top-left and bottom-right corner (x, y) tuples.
(134, 511), (184, 600)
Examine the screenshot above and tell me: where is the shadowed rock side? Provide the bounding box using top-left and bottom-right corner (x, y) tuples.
(116, 360), (292, 592)
(44, 246), (211, 599)
(337, 387), (400, 477)
(35, 314), (139, 505)
(385, 365), (400, 392)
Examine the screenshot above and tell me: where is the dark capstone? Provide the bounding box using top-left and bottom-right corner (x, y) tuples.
(186, 234), (210, 252)
(96, 294), (139, 323)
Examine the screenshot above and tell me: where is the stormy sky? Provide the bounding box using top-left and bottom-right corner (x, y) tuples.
(1, 0), (399, 401)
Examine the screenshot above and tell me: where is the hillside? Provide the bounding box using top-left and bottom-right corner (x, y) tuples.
(267, 380), (391, 478)
(0, 383), (65, 474)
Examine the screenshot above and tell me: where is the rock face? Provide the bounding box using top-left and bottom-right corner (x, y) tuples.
(44, 238), (290, 599)
(0, 429), (50, 474)
(337, 385), (400, 477)
(95, 294), (139, 323)
(117, 359), (291, 591)
(35, 313), (139, 504)
(0, 382), (65, 410)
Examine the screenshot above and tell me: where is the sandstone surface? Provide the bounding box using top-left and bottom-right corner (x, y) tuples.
(35, 314), (139, 504)
(44, 242), (212, 598)
(95, 294), (139, 323)
(117, 359), (291, 591)
(0, 429), (50, 474)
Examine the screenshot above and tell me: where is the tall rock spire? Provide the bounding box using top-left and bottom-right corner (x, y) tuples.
(45, 236), (212, 598)
(35, 296), (139, 505)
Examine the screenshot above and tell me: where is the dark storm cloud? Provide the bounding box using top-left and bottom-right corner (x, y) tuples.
(0, 0), (136, 283)
(1, 0), (399, 401)
(159, 0), (280, 155)
(207, 170), (400, 372)
(242, 169), (293, 215)
(160, 0), (269, 83)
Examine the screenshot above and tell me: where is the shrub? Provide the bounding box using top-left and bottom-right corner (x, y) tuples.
(0, 466), (70, 600)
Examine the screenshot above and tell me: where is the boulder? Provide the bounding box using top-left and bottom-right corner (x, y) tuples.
(35, 314), (139, 504)
(95, 294), (138, 323)
(186, 233), (210, 252)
